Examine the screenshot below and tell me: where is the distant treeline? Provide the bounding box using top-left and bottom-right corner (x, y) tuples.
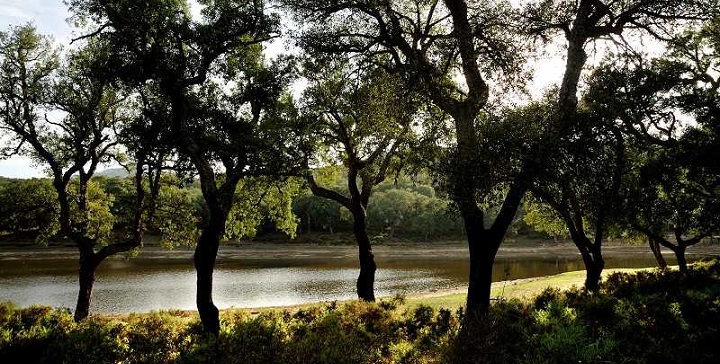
(0, 170), (475, 243)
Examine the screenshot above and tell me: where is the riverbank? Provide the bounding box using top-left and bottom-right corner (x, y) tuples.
(404, 267), (658, 310)
(227, 266), (658, 315)
(3, 241), (720, 313)
(3, 260), (719, 364)
(2, 239), (720, 262)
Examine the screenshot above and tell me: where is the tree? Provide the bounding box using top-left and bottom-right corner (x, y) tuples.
(521, 0), (716, 290)
(0, 178), (57, 240)
(152, 181), (204, 248)
(224, 176), (301, 241)
(629, 147), (720, 272)
(584, 18), (720, 273)
(66, 0), (302, 334)
(293, 193), (344, 234)
(528, 102), (626, 290)
(0, 26), (150, 321)
(300, 62), (416, 301)
(368, 187), (463, 239)
(284, 0), (531, 318)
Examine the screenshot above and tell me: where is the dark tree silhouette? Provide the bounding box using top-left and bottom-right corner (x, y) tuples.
(0, 26), (151, 321)
(300, 62), (417, 301)
(66, 0), (301, 334)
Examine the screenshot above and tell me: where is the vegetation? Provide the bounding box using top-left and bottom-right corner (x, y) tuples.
(0, 25), (155, 321)
(2, 259), (719, 363)
(1, 0), (720, 350)
(0, 171), (467, 243)
(299, 61), (419, 301)
(282, 0), (720, 318)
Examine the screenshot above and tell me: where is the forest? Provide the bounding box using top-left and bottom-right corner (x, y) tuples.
(1, 0), (720, 362)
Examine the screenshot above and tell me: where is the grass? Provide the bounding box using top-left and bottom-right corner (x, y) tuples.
(405, 267), (657, 310)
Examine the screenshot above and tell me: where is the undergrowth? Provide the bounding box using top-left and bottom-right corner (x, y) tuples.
(1, 258), (719, 364)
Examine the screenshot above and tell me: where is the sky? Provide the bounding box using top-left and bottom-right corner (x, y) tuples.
(0, 0), (571, 179)
(0, 1), (73, 178)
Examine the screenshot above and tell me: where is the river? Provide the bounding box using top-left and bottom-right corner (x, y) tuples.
(0, 243), (716, 313)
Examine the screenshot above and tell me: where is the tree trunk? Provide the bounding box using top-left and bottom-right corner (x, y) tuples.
(353, 210), (376, 301)
(194, 221), (223, 336)
(672, 245), (688, 273)
(558, 38), (587, 117)
(583, 257), (604, 292)
(649, 237), (668, 269)
(74, 251), (98, 322)
(578, 243), (604, 291)
(460, 179), (525, 319)
(466, 239), (498, 319)
(464, 218), (503, 319)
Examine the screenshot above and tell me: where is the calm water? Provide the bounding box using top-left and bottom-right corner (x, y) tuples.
(0, 252), (693, 313)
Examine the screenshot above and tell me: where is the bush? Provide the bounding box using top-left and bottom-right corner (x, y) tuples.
(1, 259), (719, 363)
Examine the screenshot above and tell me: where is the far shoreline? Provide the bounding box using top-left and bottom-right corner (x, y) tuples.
(2, 239), (720, 262)
(2, 241), (718, 315)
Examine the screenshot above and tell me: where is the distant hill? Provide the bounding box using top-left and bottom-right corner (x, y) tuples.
(96, 168), (130, 178)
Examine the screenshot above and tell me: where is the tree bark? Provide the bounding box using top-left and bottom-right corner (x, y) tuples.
(352, 208), (376, 301)
(672, 245), (688, 273)
(649, 237), (668, 269)
(465, 228), (501, 319)
(74, 250), (98, 322)
(461, 180), (525, 318)
(582, 250), (604, 291)
(572, 236), (604, 291)
(194, 219), (223, 336)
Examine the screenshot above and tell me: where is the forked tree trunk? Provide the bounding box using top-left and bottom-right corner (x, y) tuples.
(353, 210), (376, 301)
(74, 251), (98, 322)
(194, 220), (223, 336)
(578, 243), (604, 291)
(460, 181), (525, 319)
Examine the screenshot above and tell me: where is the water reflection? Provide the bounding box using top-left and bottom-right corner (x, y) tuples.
(0, 254), (695, 313)
(0, 265), (458, 313)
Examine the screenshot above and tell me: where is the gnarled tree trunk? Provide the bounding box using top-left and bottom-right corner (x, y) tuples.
(74, 250), (99, 322)
(643, 231), (703, 275)
(194, 218), (224, 336)
(579, 244), (604, 291)
(353, 211), (377, 301)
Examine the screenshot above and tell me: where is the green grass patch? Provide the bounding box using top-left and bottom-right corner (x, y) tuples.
(406, 267), (654, 310)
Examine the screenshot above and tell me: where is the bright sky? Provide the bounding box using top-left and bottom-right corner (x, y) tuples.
(0, 1), (73, 178)
(0, 1), (576, 178)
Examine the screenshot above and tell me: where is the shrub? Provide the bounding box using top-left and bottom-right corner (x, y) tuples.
(124, 312), (193, 364)
(1, 259), (719, 364)
(51, 318), (128, 364)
